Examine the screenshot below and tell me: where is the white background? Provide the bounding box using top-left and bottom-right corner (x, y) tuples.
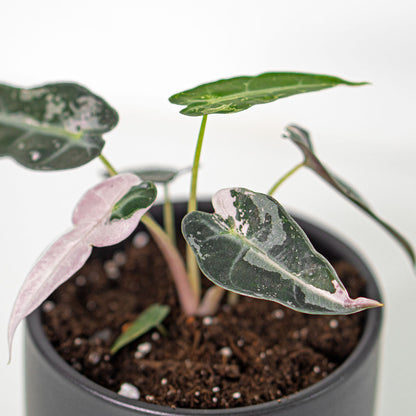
(1, 1), (415, 414)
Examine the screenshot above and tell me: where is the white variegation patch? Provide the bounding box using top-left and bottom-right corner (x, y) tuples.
(214, 189), (238, 223)
(213, 188), (286, 250)
(19, 87), (48, 101)
(44, 94), (66, 121)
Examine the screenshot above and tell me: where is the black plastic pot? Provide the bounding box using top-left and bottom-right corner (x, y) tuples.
(25, 202), (383, 416)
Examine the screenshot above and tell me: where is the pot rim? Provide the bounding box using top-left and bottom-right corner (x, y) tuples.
(26, 214), (383, 415)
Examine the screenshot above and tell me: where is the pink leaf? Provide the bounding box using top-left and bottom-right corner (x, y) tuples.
(8, 174), (154, 359)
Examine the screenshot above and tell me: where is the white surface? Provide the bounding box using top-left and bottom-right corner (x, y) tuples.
(0, 1), (415, 415)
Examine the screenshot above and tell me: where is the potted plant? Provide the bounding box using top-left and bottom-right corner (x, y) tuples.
(1, 72), (414, 415)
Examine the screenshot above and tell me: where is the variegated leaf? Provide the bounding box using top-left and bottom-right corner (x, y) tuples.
(8, 174), (156, 357)
(169, 72), (368, 116)
(182, 188), (382, 315)
(284, 124), (416, 266)
(0, 82), (118, 170)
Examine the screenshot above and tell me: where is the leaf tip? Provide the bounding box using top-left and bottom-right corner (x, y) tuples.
(7, 321), (16, 365)
(168, 93), (178, 104)
(350, 296), (383, 311)
(349, 81), (371, 87)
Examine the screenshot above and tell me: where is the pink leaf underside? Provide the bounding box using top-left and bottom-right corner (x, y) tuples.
(8, 174), (151, 357)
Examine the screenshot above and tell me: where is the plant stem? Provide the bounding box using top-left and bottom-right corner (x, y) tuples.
(163, 183), (176, 245)
(156, 324), (168, 337)
(188, 115), (208, 213)
(197, 286), (225, 316)
(268, 161), (306, 196)
(227, 291), (239, 307)
(142, 214), (198, 315)
(99, 154), (118, 176)
(186, 114), (208, 301)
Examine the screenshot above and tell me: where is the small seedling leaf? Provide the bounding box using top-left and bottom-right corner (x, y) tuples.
(182, 188), (382, 315)
(169, 72), (368, 116)
(0, 82), (118, 170)
(284, 124), (416, 266)
(110, 304), (170, 354)
(8, 174), (156, 358)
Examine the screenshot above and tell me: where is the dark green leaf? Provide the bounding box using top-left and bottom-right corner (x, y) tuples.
(169, 72), (368, 116)
(135, 168), (179, 183)
(110, 304), (170, 355)
(0, 82), (118, 170)
(284, 125), (416, 266)
(182, 188), (382, 314)
(110, 181), (157, 221)
(103, 167), (192, 184)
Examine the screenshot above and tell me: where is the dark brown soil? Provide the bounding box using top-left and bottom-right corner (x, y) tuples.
(42, 229), (366, 410)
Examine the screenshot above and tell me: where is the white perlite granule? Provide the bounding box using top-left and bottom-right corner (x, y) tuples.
(118, 383), (140, 399)
(42, 300), (55, 313)
(135, 342), (152, 358)
(219, 347), (233, 357)
(133, 232), (150, 248)
(103, 260), (120, 279)
(273, 309), (285, 319)
(202, 316), (213, 326)
(329, 319), (339, 329)
(113, 251), (127, 266)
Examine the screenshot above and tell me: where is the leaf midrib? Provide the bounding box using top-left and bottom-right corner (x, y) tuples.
(214, 218), (341, 306)
(0, 113), (83, 141)
(184, 82), (337, 106)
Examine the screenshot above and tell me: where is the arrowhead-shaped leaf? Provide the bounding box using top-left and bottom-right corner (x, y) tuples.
(8, 174), (156, 357)
(110, 303), (170, 355)
(169, 72), (368, 116)
(182, 188), (382, 315)
(0, 82), (118, 170)
(284, 125), (416, 266)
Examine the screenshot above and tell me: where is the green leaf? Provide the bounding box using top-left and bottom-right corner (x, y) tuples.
(169, 72), (368, 116)
(135, 168), (179, 184)
(125, 166), (192, 184)
(110, 304), (170, 355)
(284, 125), (416, 266)
(103, 167), (192, 184)
(182, 188), (382, 315)
(0, 82), (118, 170)
(110, 181), (157, 221)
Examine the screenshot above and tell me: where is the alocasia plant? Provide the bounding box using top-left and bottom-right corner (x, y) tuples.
(2, 72), (414, 357)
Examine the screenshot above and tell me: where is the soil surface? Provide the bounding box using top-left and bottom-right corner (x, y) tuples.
(42, 228), (366, 410)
